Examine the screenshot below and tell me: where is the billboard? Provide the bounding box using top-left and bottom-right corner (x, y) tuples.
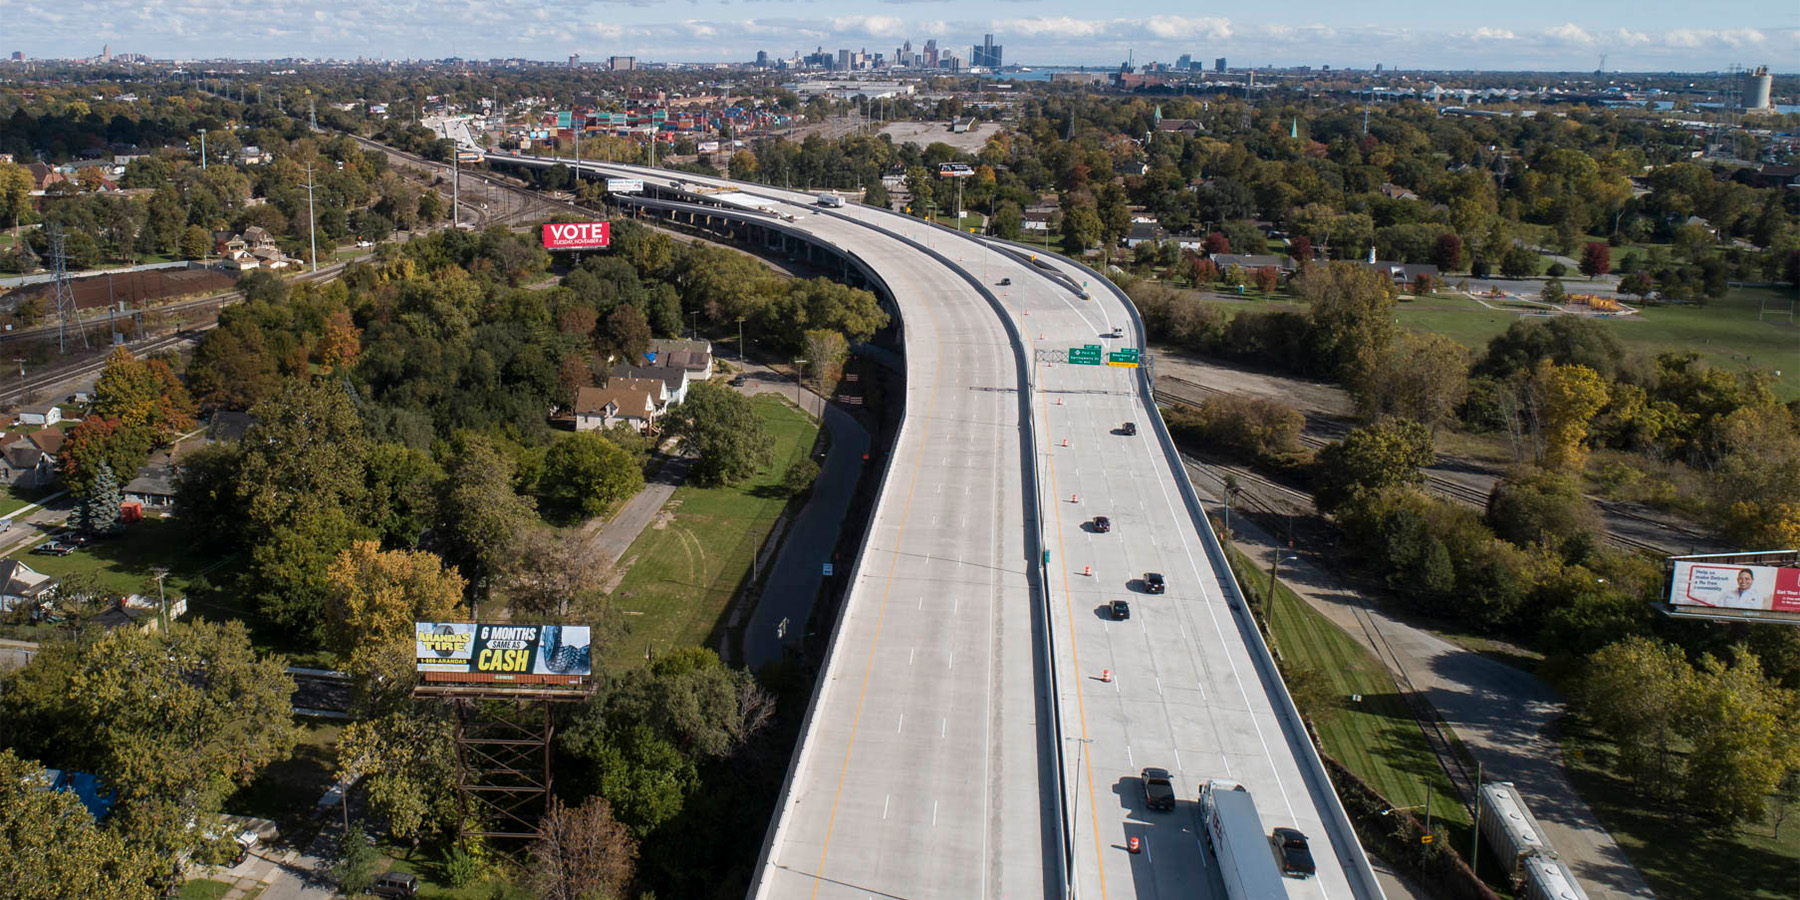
(606, 178), (644, 194)
(542, 221), (611, 250)
(415, 623), (593, 682)
(1670, 561), (1800, 613)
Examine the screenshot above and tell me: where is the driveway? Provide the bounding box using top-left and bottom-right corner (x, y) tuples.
(1188, 465), (1656, 900)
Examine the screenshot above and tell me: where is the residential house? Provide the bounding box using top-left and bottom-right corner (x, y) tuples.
(24, 162), (65, 192)
(215, 226), (290, 270)
(123, 452), (179, 509)
(1210, 253), (1299, 275)
(1114, 160), (1150, 177)
(206, 411), (257, 442)
(17, 403), (60, 427)
(1379, 182), (1420, 201)
(1155, 118), (1206, 135)
(645, 338), (712, 378)
(604, 376), (670, 409)
(0, 558), (58, 614)
(0, 428), (60, 488)
(611, 365), (691, 405)
(1022, 205), (1058, 234)
(573, 385), (659, 433)
(238, 146), (272, 165)
(1124, 222), (1167, 248)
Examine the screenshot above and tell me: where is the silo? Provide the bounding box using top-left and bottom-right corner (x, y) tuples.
(1746, 65), (1773, 110)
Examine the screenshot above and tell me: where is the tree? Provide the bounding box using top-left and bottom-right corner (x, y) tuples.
(435, 434), (538, 601)
(1313, 419), (1436, 514)
(784, 458), (821, 496)
(1618, 271), (1654, 302)
(504, 528), (614, 621)
(1352, 332), (1470, 431)
(599, 305), (651, 365)
(1430, 233), (1464, 272)
(1535, 362), (1610, 472)
(180, 224), (212, 260)
(1202, 232), (1231, 255)
(1486, 468), (1602, 557)
(318, 309), (362, 375)
(332, 825), (380, 896)
(323, 541), (465, 684)
(663, 381), (773, 487)
(1579, 242), (1612, 278)
(527, 796), (639, 900)
(58, 416), (153, 498)
(1499, 244), (1539, 279)
(1682, 649), (1800, 827)
(90, 346), (195, 441)
(73, 463), (124, 535)
(802, 328), (850, 389)
(186, 319), (282, 410)
(1252, 266), (1279, 295)
(0, 750), (158, 900)
(336, 710), (460, 840)
(864, 179), (890, 209)
(1541, 277), (1566, 305)
(1294, 262), (1398, 381)
(1, 620), (296, 861)
(541, 431), (645, 520)
(1578, 637), (1694, 788)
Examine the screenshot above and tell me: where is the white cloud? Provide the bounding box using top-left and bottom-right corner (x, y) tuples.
(1142, 15), (1231, 42)
(832, 14), (909, 37)
(1543, 23), (1594, 45)
(995, 15), (1108, 39)
(1468, 27), (1515, 41)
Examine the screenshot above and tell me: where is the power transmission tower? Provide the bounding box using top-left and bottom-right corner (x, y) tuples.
(46, 224), (88, 355)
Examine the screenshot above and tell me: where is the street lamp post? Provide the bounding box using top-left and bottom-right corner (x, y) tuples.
(1266, 553), (1299, 635)
(793, 358), (808, 415)
(737, 317), (746, 362)
(197, 129), (207, 170)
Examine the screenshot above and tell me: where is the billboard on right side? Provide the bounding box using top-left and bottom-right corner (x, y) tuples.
(1669, 560), (1800, 613)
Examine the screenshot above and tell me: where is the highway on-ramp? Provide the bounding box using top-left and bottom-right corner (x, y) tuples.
(489, 152), (1382, 900)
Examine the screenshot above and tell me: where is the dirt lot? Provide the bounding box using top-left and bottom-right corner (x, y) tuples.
(3, 266), (235, 313)
(878, 121), (1003, 154)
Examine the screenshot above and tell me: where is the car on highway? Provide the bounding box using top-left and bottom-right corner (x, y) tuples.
(1093, 515), (1111, 533)
(1120, 422), (1137, 436)
(1271, 827), (1315, 878)
(1110, 599), (1131, 620)
(998, 277), (1011, 286)
(1108, 326), (1124, 338)
(32, 541), (76, 556)
(1141, 767), (1176, 811)
(1144, 572), (1165, 594)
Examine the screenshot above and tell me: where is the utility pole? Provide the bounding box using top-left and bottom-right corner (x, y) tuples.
(453, 150), (460, 228)
(152, 568), (169, 631)
(197, 128), (207, 170)
(304, 163), (319, 273)
(12, 358), (26, 408)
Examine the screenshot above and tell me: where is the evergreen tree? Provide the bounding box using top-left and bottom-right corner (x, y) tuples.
(75, 463), (124, 535)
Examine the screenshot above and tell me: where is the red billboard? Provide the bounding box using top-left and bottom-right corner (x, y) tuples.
(542, 221), (611, 250)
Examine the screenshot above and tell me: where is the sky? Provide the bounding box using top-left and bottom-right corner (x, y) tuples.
(6, 0), (1798, 71)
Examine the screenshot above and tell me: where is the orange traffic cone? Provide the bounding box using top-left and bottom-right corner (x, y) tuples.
(1101, 669), (1113, 682)
(1056, 397), (1064, 405)
(1070, 493), (1079, 503)
(1061, 438), (1069, 447)
(1083, 565), (1092, 576)
(1128, 835), (1142, 854)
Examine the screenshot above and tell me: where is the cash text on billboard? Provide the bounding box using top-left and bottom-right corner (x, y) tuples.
(415, 622), (593, 682)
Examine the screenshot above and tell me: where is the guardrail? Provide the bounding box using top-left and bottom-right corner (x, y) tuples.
(1018, 245), (1389, 900)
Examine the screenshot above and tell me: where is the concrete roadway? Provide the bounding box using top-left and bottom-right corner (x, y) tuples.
(567, 160), (1057, 900)
(539, 156), (1378, 900)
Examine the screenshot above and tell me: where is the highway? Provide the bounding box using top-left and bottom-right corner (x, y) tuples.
(487, 151), (1382, 900)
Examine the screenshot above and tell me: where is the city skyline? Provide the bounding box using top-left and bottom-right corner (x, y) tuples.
(5, 0), (1797, 72)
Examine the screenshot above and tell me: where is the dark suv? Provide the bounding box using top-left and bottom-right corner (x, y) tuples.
(1121, 422), (1137, 436)
(1272, 827), (1315, 878)
(1141, 767), (1176, 811)
(1093, 516), (1112, 533)
(1144, 572), (1165, 594)
(1110, 599), (1131, 620)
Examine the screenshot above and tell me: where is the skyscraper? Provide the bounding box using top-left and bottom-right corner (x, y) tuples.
(1215, 57), (1227, 73)
(756, 50), (768, 68)
(1177, 54), (1192, 70)
(973, 33), (1003, 69)
(924, 39), (938, 68)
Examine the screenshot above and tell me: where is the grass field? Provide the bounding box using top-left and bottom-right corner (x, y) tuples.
(20, 515), (238, 601)
(1561, 718), (1800, 900)
(1227, 548), (1472, 835)
(379, 846), (533, 900)
(1394, 287), (1800, 400)
(176, 880), (235, 900)
(605, 395), (818, 668)
(0, 484), (59, 518)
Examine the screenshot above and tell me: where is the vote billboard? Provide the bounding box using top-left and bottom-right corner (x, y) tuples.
(1669, 561), (1800, 615)
(541, 221), (611, 250)
(415, 623), (593, 683)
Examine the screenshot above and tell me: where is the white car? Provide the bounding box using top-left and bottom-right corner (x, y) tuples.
(356, 240), (374, 248)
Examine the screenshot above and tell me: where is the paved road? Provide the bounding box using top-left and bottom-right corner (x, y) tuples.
(559, 161), (1055, 900)
(585, 452), (692, 568)
(998, 248), (1375, 900)
(504, 155), (1383, 900)
(743, 398), (869, 670)
(1203, 478), (1654, 900)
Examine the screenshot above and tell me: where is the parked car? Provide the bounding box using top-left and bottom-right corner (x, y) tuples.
(1110, 599), (1131, 620)
(1272, 827), (1316, 878)
(1144, 572), (1165, 594)
(32, 541), (76, 556)
(1141, 767), (1176, 811)
(730, 374), (747, 387)
(369, 872), (419, 898)
(1093, 516), (1111, 533)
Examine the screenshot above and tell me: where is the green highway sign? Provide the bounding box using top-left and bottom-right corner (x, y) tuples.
(1068, 344), (1103, 366)
(1107, 347), (1141, 367)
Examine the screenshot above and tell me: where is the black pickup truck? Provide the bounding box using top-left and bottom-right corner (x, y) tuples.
(1141, 767), (1176, 811)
